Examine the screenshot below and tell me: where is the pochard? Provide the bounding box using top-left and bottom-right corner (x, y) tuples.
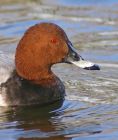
(0, 22), (100, 106)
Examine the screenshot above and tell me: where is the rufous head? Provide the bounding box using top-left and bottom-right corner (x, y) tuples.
(15, 23), (69, 81)
(15, 22), (100, 84)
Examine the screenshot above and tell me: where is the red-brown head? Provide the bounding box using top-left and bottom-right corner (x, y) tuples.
(15, 22), (100, 85)
(15, 23), (69, 81)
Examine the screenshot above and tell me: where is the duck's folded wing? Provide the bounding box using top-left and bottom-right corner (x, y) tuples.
(0, 51), (15, 84)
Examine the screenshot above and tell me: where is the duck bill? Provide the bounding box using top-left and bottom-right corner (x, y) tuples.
(66, 41), (100, 70)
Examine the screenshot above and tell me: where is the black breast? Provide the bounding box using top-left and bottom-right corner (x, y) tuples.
(0, 71), (65, 106)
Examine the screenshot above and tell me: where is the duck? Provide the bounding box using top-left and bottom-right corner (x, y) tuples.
(0, 22), (100, 106)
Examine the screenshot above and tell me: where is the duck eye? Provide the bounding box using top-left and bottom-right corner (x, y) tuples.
(50, 37), (58, 44)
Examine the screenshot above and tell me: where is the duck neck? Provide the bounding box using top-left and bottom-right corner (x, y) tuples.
(30, 69), (59, 87)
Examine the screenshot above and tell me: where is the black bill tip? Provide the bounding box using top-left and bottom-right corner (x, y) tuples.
(84, 64), (100, 70)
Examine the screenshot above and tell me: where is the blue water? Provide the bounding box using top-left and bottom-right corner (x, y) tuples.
(48, 0), (118, 6)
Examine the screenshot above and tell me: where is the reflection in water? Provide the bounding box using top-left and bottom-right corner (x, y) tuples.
(0, 0), (118, 139)
(0, 100), (65, 139)
(0, 100), (104, 140)
(1, 100), (118, 139)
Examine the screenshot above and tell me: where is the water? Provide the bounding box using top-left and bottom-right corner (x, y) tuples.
(0, 0), (118, 139)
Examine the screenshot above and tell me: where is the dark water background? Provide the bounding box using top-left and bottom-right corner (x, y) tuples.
(0, 0), (118, 139)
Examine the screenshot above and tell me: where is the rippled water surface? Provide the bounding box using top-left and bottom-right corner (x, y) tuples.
(0, 0), (118, 139)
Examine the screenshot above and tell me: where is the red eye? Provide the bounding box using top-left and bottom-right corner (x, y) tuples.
(50, 37), (58, 44)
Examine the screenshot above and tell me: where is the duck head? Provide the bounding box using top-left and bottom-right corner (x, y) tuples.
(15, 23), (100, 85)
